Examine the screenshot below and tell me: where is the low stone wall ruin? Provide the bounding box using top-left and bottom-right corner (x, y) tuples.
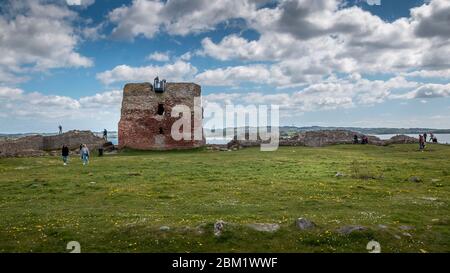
(0, 130), (106, 158)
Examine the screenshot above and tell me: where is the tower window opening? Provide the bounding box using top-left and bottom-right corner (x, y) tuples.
(157, 104), (165, 115)
(159, 127), (164, 134)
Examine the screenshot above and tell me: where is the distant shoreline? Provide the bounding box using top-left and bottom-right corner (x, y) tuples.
(3, 130), (449, 145)
(205, 126), (450, 137)
(2, 126), (450, 138)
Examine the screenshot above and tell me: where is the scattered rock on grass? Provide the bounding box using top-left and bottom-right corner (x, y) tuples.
(399, 225), (415, 231)
(337, 225), (367, 235)
(159, 226), (170, 231)
(402, 232), (412, 238)
(214, 220), (225, 237)
(247, 223), (280, 232)
(295, 218), (316, 230)
(421, 197), (438, 201)
(408, 176), (422, 183)
(181, 226), (191, 232)
(335, 172), (344, 177)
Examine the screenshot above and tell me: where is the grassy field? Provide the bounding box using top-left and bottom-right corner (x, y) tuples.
(0, 144), (449, 253)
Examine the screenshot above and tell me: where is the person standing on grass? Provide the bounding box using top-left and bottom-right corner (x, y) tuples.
(58, 125), (62, 134)
(419, 135), (425, 151)
(361, 135), (368, 144)
(424, 133), (428, 143)
(62, 145), (70, 166)
(103, 129), (108, 141)
(81, 144), (90, 166)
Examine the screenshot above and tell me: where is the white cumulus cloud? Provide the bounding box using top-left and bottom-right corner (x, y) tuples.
(96, 61), (198, 85)
(147, 51), (171, 62)
(0, 0), (93, 84)
(66, 0), (95, 7)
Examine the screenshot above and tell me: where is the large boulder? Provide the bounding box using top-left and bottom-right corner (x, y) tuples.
(337, 225), (368, 235)
(102, 142), (116, 152)
(43, 130), (105, 151)
(247, 223), (280, 232)
(214, 220), (225, 237)
(384, 135), (418, 145)
(295, 218), (316, 230)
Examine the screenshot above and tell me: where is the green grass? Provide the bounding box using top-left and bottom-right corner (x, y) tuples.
(0, 144), (449, 253)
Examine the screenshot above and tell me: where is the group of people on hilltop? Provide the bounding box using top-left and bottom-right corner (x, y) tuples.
(419, 132), (438, 151)
(57, 125), (108, 141)
(61, 144), (90, 166)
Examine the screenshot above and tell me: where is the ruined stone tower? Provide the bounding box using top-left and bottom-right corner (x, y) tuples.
(118, 79), (205, 150)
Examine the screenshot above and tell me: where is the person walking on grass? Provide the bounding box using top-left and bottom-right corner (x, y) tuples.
(62, 145), (70, 166)
(424, 133), (428, 143)
(81, 144), (90, 166)
(419, 134), (425, 151)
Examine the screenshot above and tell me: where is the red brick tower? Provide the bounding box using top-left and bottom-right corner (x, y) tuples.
(118, 81), (205, 150)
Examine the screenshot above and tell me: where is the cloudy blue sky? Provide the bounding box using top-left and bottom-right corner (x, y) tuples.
(0, 0), (449, 133)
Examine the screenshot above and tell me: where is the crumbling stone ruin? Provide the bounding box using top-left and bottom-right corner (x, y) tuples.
(118, 78), (205, 150)
(0, 130), (106, 157)
(383, 134), (418, 145)
(285, 130), (384, 147)
(227, 130), (420, 149)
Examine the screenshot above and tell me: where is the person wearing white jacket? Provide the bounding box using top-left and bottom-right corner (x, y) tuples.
(81, 144), (90, 166)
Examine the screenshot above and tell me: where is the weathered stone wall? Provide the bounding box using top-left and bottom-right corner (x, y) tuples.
(0, 135), (45, 157)
(0, 131), (105, 157)
(292, 130), (383, 147)
(43, 130), (105, 151)
(118, 82), (205, 150)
